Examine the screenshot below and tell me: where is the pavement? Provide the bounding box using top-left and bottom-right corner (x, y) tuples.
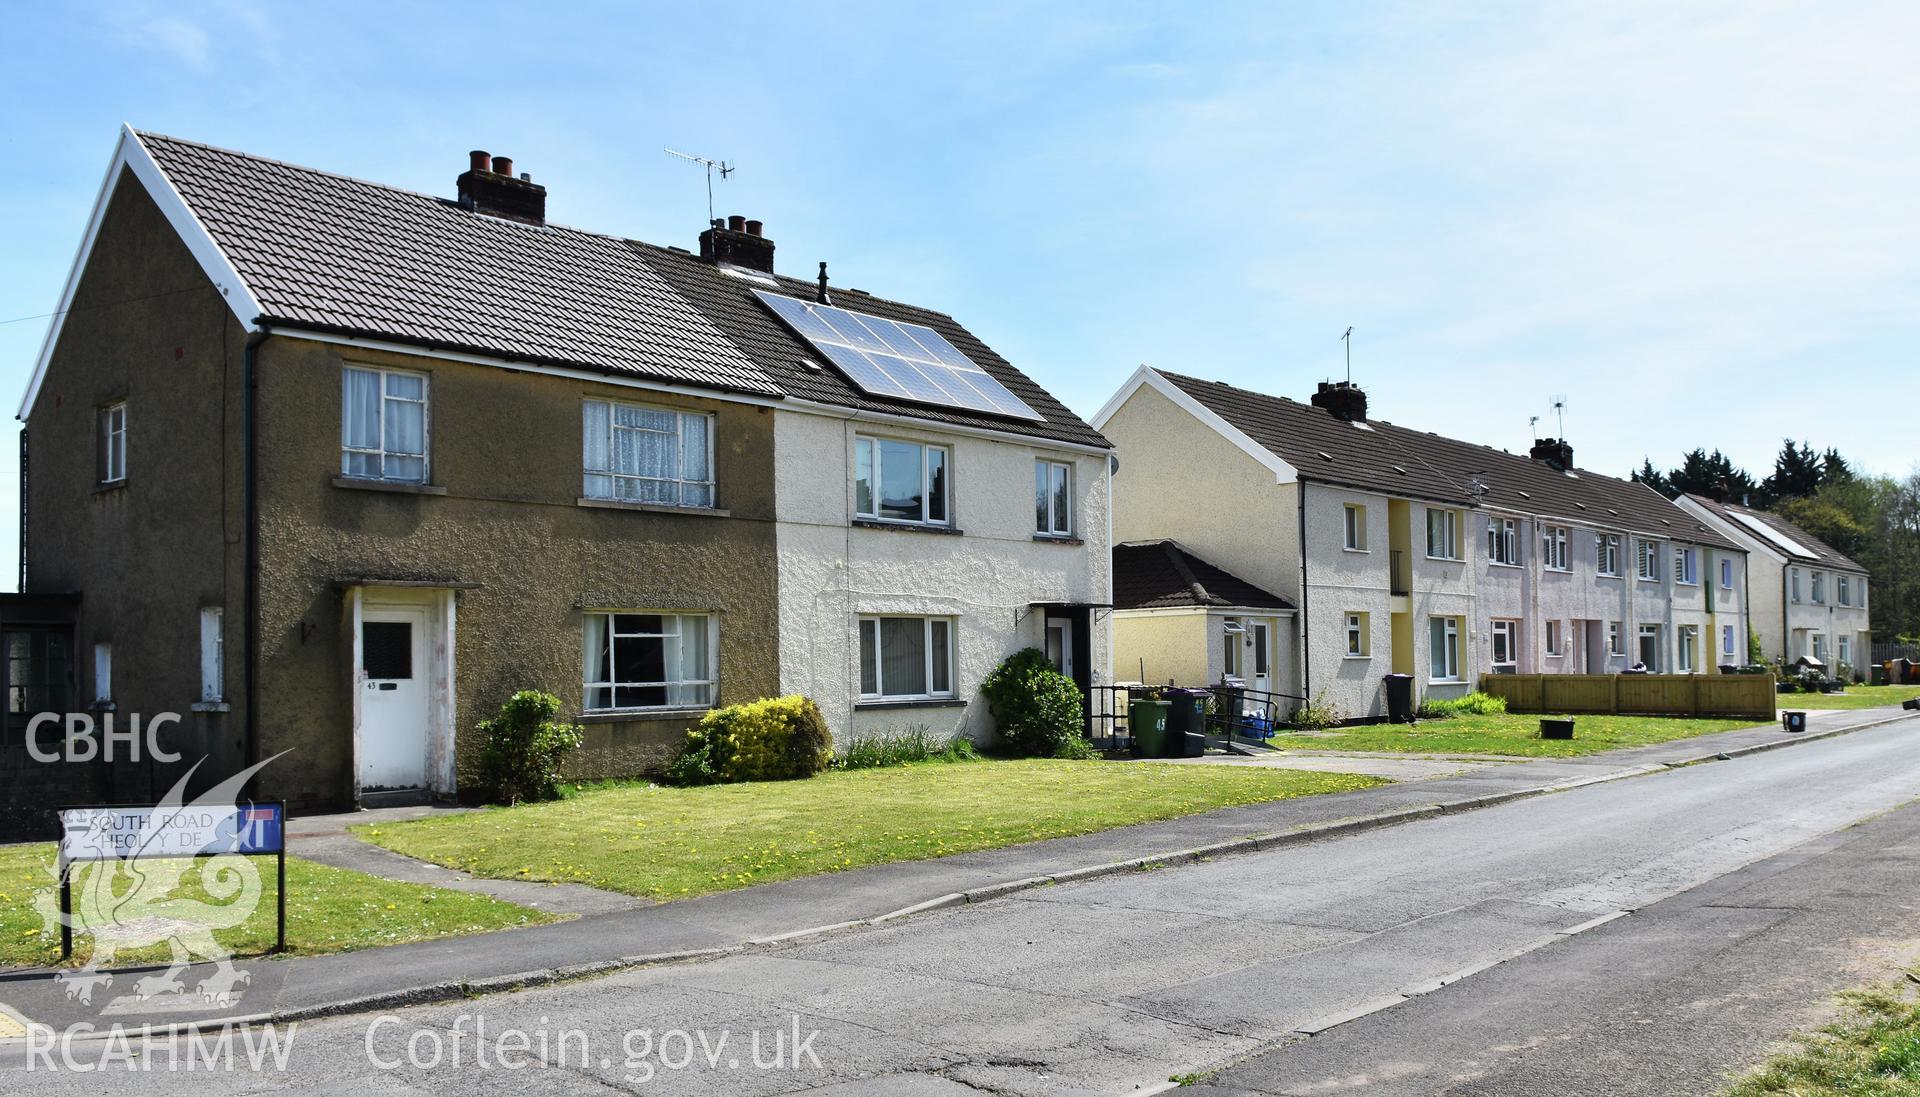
(3, 706), (1917, 1093)
(0, 706), (1908, 1052)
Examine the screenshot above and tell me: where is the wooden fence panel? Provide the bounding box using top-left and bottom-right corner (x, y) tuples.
(1478, 674), (1774, 719)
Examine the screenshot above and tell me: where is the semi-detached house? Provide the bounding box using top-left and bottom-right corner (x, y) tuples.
(1095, 368), (1747, 720)
(1676, 493), (1871, 673)
(10, 128), (1109, 821)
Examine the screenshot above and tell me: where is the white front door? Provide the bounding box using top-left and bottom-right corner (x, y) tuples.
(359, 607), (429, 791)
(1045, 620), (1075, 680)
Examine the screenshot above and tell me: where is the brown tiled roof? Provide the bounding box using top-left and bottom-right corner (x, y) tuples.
(1683, 494), (1866, 571)
(1158, 371), (1742, 551)
(632, 243), (1108, 448)
(1114, 540), (1294, 611)
(134, 131), (1106, 448)
(137, 132), (782, 396)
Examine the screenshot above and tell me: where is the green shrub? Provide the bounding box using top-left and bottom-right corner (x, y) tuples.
(1287, 692), (1346, 730)
(665, 696), (833, 785)
(476, 690), (585, 805)
(980, 648), (1092, 757)
(1421, 690), (1508, 718)
(841, 726), (983, 770)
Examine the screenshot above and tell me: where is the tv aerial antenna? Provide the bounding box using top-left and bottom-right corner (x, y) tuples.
(1550, 394), (1568, 439)
(664, 148), (734, 225)
(1340, 326), (1354, 384)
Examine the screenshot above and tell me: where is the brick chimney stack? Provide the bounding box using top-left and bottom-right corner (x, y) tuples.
(1309, 381), (1368, 423)
(456, 148), (547, 226)
(699, 215), (775, 273)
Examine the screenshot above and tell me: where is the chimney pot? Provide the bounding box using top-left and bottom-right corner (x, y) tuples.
(744, 219), (763, 237)
(469, 149), (490, 172)
(728, 214), (746, 232)
(491, 155), (513, 176)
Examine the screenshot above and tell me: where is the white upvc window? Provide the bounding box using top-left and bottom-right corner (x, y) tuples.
(1545, 619), (1564, 657)
(1597, 533), (1622, 577)
(1344, 612), (1369, 657)
(1343, 504), (1368, 551)
(1678, 625), (1698, 672)
(1721, 558), (1735, 589)
(1491, 619), (1519, 668)
(1839, 634), (1853, 667)
(1487, 517), (1520, 566)
(199, 608), (224, 703)
(582, 400), (714, 507)
(1811, 632), (1826, 661)
(1637, 539), (1661, 581)
(1035, 459), (1072, 537)
(1674, 546), (1698, 586)
(1542, 525), (1570, 571)
(93, 643), (112, 704)
(859, 616), (955, 700)
(1429, 616), (1462, 682)
(99, 402), (128, 484)
(1859, 578), (1868, 610)
(1790, 568), (1803, 602)
(1722, 624), (1738, 658)
(1811, 571), (1826, 604)
(855, 436), (949, 526)
(1837, 575), (1851, 606)
(1425, 508), (1460, 560)
(341, 365), (429, 482)
(1607, 621), (1624, 656)
(583, 611), (715, 711)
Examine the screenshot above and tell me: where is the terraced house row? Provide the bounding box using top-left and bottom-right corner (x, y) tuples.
(1097, 368), (1752, 720)
(9, 128), (1111, 815)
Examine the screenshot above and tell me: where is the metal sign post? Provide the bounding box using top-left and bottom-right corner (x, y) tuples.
(54, 800), (287, 961)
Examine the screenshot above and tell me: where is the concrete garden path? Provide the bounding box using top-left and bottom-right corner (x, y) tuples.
(0, 705), (1908, 1040)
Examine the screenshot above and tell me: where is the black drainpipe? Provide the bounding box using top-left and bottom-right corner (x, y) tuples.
(242, 325), (272, 788)
(1297, 483), (1311, 705)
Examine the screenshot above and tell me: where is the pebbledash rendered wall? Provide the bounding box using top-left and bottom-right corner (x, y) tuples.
(772, 409), (1111, 746)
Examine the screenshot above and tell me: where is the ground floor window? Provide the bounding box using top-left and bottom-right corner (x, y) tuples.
(1677, 625), (1697, 673)
(5, 628), (72, 746)
(1722, 624), (1737, 659)
(1545, 620), (1563, 657)
(1637, 624), (1660, 671)
(1839, 635), (1853, 668)
(1607, 621), (1624, 657)
(1344, 612), (1369, 657)
(859, 616), (954, 700)
(1491, 619), (1519, 669)
(1429, 616), (1461, 682)
(584, 612), (714, 711)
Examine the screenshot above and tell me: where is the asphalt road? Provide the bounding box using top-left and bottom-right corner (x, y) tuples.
(8, 715), (1920, 1095)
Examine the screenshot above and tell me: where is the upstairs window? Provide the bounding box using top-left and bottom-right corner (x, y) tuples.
(98, 402), (127, 485)
(1425, 508), (1460, 560)
(1542, 525), (1570, 571)
(856, 437), (949, 526)
(582, 400), (714, 508)
(342, 366), (428, 482)
(1597, 533), (1622, 576)
(1674, 546), (1698, 585)
(1791, 568), (1803, 602)
(1811, 571), (1826, 604)
(1721, 558), (1735, 590)
(1035, 460), (1072, 537)
(1637, 539), (1661, 581)
(1487, 517), (1520, 566)
(1343, 504), (1368, 551)
(1838, 575), (1851, 606)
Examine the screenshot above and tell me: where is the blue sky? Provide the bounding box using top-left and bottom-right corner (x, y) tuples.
(4, 2), (1917, 585)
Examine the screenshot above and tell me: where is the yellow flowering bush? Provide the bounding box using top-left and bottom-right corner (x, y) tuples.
(665, 695), (833, 785)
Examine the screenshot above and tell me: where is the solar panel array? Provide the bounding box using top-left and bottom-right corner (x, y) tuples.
(1731, 511), (1818, 558)
(753, 291), (1043, 421)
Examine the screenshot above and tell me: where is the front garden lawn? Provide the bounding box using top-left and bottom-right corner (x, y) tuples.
(0, 843), (558, 970)
(1786, 684), (1920, 710)
(356, 760), (1386, 902)
(1292, 711), (1757, 757)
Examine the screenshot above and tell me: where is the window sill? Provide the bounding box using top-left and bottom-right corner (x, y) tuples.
(854, 697), (966, 711)
(1343, 547), (1370, 554)
(88, 700), (116, 713)
(1487, 561), (1523, 570)
(191, 701), (231, 713)
(1597, 573), (1624, 580)
(1429, 678), (1465, 686)
(1543, 567), (1571, 574)
(578, 707), (712, 723)
(333, 476), (447, 496)
(1032, 534), (1083, 546)
(577, 497), (730, 518)
(1424, 555), (1462, 563)
(1342, 653), (1371, 660)
(92, 481), (127, 496)
(853, 519), (963, 536)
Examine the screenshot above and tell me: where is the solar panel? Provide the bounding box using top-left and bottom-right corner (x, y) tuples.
(1730, 512), (1817, 558)
(753, 291), (1043, 421)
